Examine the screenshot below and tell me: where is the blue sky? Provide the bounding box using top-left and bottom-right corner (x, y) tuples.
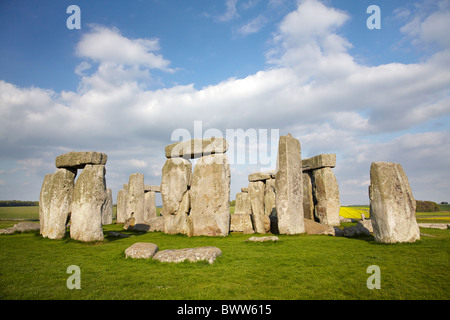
(1, 0), (449, 205)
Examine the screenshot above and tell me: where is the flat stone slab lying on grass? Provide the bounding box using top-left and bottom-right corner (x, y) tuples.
(124, 242), (159, 259)
(246, 236), (279, 242)
(0, 222), (40, 235)
(153, 246), (222, 264)
(418, 223), (449, 230)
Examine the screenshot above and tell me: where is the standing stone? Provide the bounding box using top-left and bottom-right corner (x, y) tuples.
(275, 134), (304, 234)
(312, 168), (340, 226)
(160, 158), (192, 235)
(126, 173), (145, 225)
(248, 181), (266, 234)
(39, 168), (77, 239)
(70, 164), (106, 242)
(102, 188), (113, 225)
(234, 192), (252, 215)
(264, 178), (276, 216)
(302, 172), (314, 220)
(369, 162), (420, 243)
(116, 188), (127, 224)
(144, 191), (157, 223)
(230, 214), (254, 233)
(190, 154), (230, 236)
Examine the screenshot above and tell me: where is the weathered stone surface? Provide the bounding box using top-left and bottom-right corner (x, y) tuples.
(70, 164), (106, 242)
(125, 242), (159, 259)
(116, 188), (127, 224)
(264, 178), (276, 216)
(418, 223), (449, 230)
(342, 221), (372, 237)
(303, 218), (335, 235)
(39, 168), (76, 239)
(102, 188), (113, 225)
(241, 187), (248, 193)
(302, 154), (336, 171)
(144, 191), (157, 224)
(312, 167), (340, 227)
(153, 247), (222, 264)
(55, 151), (107, 169)
(248, 170), (276, 182)
(148, 216), (164, 232)
(190, 154), (230, 236)
(144, 185), (161, 193)
(126, 173), (145, 225)
(302, 172), (314, 220)
(160, 158), (192, 217)
(275, 134), (304, 234)
(234, 192), (252, 215)
(230, 214), (254, 233)
(0, 222), (40, 235)
(369, 162), (420, 243)
(165, 137), (228, 159)
(248, 181), (266, 234)
(246, 236), (279, 242)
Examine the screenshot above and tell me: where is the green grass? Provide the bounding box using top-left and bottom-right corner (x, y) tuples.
(1, 206), (449, 300)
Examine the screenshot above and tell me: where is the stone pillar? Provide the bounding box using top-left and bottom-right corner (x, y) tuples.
(102, 188), (113, 225)
(302, 172), (314, 220)
(369, 161), (420, 243)
(116, 186), (127, 224)
(312, 168), (340, 226)
(190, 154), (230, 236)
(275, 134), (304, 234)
(264, 178), (276, 216)
(234, 192), (251, 215)
(70, 164), (106, 242)
(39, 168), (77, 239)
(126, 173), (145, 225)
(248, 181), (266, 234)
(160, 158), (192, 235)
(144, 185), (161, 224)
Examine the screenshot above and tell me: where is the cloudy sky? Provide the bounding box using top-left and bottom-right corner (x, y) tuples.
(1, 0), (449, 205)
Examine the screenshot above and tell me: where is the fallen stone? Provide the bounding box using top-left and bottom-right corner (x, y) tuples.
(417, 223), (449, 230)
(302, 154), (336, 171)
(70, 164), (106, 242)
(275, 134), (304, 234)
(153, 247), (222, 264)
(125, 242), (159, 259)
(107, 231), (132, 238)
(303, 219), (335, 235)
(55, 151), (107, 169)
(0, 222), (40, 235)
(369, 161), (420, 243)
(165, 137), (228, 159)
(246, 236), (279, 242)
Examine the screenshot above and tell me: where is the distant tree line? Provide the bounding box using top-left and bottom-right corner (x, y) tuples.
(0, 200), (39, 207)
(416, 200), (440, 212)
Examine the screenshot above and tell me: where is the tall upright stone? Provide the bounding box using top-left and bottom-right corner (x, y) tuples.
(39, 168), (77, 239)
(264, 178), (276, 216)
(126, 173), (145, 225)
(248, 181), (266, 234)
(116, 187), (127, 224)
(102, 188), (113, 225)
(234, 192), (251, 215)
(144, 191), (157, 223)
(369, 162), (420, 243)
(190, 154), (230, 236)
(275, 134), (304, 234)
(70, 164), (106, 242)
(312, 168), (340, 226)
(160, 158), (192, 235)
(302, 172), (314, 220)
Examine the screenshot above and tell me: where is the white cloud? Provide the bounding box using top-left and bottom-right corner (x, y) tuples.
(236, 15), (268, 36)
(217, 0), (239, 22)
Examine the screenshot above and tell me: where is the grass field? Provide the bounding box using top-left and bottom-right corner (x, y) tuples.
(1, 206), (449, 300)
